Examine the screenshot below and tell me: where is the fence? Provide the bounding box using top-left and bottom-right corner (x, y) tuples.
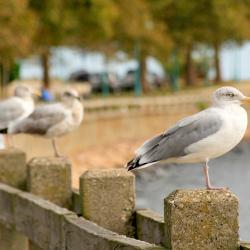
(84, 95), (209, 120)
(0, 148), (249, 250)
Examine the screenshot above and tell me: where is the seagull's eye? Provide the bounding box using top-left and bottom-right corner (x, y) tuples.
(226, 92), (235, 97)
(64, 92), (72, 97)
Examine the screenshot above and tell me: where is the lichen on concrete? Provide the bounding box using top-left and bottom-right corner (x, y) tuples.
(80, 168), (135, 236)
(136, 209), (165, 246)
(0, 148), (27, 189)
(164, 189), (239, 250)
(27, 156), (72, 208)
(241, 241), (250, 249)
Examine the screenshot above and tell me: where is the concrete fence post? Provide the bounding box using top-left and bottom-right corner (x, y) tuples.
(27, 156), (72, 249)
(0, 148), (28, 250)
(80, 168), (135, 236)
(164, 189), (239, 250)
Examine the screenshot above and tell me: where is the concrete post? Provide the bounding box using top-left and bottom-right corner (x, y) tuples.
(80, 169), (135, 236)
(27, 156), (72, 249)
(27, 157), (72, 208)
(0, 148), (27, 189)
(0, 148), (28, 250)
(164, 189), (239, 250)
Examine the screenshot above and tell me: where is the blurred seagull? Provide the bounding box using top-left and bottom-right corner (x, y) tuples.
(127, 86), (250, 190)
(0, 85), (38, 145)
(9, 89), (83, 157)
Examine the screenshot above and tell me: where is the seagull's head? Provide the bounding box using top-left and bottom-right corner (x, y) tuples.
(61, 89), (81, 105)
(14, 85), (39, 99)
(212, 86), (250, 106)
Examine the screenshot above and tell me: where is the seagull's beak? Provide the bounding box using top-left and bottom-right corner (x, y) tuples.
(32, 90), (41, 97)
(242, 97), (250, 104)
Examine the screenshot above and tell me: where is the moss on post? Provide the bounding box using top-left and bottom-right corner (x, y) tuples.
(80, 168), (135, 236)
(0, 148), (26, 189)
(0, 148), (28, 249)
(164, 189), (239, 250)
(27, 157), (72, 208)
(27, 156), (72, 250)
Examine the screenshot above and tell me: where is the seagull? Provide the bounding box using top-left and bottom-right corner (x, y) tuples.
(126, 86), (250, 190)
(0, 85), (38, 145)
(9, 89), (84, 157)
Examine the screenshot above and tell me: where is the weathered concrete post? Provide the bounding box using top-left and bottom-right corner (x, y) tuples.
(0, 148), (27, 189)
(0, 148), (28, 250)
(80, 168), (135, 236)
(27, 157), (72, 208)
(164, 189), (239, 250)
(27, 156), (72, 249)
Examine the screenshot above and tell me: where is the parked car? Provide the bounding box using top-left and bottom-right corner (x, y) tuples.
(118, 70), (166, 91)
(68, 70), (92, 97)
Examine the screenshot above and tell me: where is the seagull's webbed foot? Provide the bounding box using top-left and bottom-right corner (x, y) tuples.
(206, 185), (229, 191)
(54, 151), (65, 158)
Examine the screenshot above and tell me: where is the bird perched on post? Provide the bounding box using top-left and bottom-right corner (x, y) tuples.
(0, 85), (38, 145)
(9, 89), (84, 157)
(126, 86), (250, 190)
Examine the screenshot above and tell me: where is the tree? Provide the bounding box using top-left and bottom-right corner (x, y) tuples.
(110, 0), (171, 92)
(203, 0), (250, 82)
(29, 0), (73, 89)
(0, 0), (35, 89)
(157, 0), (250, 85)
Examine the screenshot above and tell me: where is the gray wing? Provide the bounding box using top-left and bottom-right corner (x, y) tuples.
(11, 103), (66, 135)
(0, 97), (26, 129)
(128, 109), (222, 169)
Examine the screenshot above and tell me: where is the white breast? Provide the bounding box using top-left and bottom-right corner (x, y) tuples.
(179, 104), (248, 163)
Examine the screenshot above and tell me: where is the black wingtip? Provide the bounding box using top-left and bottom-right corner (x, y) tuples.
(126, 157), (141, 171)
(0, 128), (8, 134)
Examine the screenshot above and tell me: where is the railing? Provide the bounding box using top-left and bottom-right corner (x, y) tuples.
(83, 95), (210, 120)
(0, 148), (249, 249)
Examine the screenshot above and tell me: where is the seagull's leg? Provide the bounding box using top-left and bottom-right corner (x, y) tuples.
(52, 138), (62, 157)
(4, 134), (14, 147)
(9, 135), (15, 147)
(203, 160), (228, 190)
(4, 135), (9, 147)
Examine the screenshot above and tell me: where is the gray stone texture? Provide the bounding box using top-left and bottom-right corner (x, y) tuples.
(0, 227), (28, 250)
(0, 149), (28, 250)
(80, 168), (135, 235)
(0, 183), (166, 250)
(64, 214), (165, 250)
(72, 188), (82, 215)
(241, 242), (250, 249)
(164, 189), (239, 250)
(29, 241), (43, 250)
(136, 209), (165, 246)
(14, 190), (75, 250)
(0, 148), (26, 189)
(27, 156), (72, 208)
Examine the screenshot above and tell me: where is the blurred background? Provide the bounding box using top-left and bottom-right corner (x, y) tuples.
(1, 0), (250, 241)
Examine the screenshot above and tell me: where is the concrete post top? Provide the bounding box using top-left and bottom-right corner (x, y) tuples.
(28, 156), (71, 167)
(165, 189), (238, 205)
(0, 148), (25, 155)
(164, 189), (239, 249)
(80, 168), (134, 179)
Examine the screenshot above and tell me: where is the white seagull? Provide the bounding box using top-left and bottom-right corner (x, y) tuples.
(0, 85), (37, 145)
(9, 89), (84, 157)
(127, 86), (250, 190)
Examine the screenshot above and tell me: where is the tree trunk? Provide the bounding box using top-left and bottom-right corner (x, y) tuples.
(185, 45), (196, 86)
(140, 52), (148, 93)
(41, 50), (50, 89)
(214, 42), (221, 83)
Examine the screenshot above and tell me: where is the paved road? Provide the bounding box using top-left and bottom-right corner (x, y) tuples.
(136, 140), (250, 241)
